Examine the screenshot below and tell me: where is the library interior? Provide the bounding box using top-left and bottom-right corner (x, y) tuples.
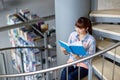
(0, 0), (120, 80)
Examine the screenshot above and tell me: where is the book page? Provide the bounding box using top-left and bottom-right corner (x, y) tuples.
(70, 41), (83, 46)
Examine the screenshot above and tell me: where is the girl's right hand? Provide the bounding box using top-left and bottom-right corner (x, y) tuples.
(60, 47), (68, 55)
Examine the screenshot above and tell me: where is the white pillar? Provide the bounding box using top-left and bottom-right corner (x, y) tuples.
(55, 0), (90, 65)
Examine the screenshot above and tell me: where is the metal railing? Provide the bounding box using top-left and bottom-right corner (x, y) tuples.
(0, 46), (56, 80)
(0, 42), (119, 80)
(0, 14), (120, 80)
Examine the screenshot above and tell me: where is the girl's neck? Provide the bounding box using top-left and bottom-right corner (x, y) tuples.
(78, 33), (87, 41)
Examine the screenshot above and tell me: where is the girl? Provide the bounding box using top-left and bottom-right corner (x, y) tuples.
(60, 17), (96, 80)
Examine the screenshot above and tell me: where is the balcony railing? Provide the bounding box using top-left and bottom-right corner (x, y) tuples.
(0, 42), (119, 80)
(0, 14), (120, 80)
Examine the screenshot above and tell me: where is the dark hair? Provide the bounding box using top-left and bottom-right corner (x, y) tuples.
(75, 17), (92, 35)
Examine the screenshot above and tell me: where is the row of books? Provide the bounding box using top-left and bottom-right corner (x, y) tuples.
(7, 11), (48, 43)
(9, 27), (42, 43)
(7, 9), (44, 77)
(11, 49), (23, 73)
(10, 38), (41, 73)
(19, 9), (49, 33)
(7, 13), (23, 25)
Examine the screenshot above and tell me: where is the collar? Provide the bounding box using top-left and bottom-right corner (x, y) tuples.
(76, 33), (89, 42)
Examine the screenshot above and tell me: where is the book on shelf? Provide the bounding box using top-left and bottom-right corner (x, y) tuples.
(19, 9), (30, 16)
(24, 31), (41, 42)
(7, 14), (23, 24)
(58, 40), (86, 56)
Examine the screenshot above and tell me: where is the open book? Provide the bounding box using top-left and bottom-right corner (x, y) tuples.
(58, 40), (86, 56)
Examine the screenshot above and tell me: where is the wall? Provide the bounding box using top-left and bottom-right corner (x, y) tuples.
(91, 0), (120, 10)
(55, 0), (90, 65)
(98, 0), (120, 10)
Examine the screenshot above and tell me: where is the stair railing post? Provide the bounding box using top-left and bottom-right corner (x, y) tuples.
(88, 59), (92, 80)
(78, 66), (80, 80)
(112, 47), (117, 80)
(44, 32), (49, 80)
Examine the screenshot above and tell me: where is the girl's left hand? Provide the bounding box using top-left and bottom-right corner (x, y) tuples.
(72, 54), (81, 60)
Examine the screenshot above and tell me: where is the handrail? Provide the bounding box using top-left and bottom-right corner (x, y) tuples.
(0, 46), (56, 51)
(0, 15), (55, 32)
(0, 42), (120, 78)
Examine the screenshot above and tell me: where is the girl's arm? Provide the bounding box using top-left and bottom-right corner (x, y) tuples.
(60, 47), (69, 55)
(72, 39), (96, 60)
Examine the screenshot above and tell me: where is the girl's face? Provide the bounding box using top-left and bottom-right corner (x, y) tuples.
(75, 26), (87, 35)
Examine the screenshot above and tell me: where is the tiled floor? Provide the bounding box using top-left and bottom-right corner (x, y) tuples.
(0, 0), (55, 48)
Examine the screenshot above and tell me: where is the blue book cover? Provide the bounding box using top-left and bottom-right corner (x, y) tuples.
(58, 40), (72, 53)
(58, 40), (86, 56)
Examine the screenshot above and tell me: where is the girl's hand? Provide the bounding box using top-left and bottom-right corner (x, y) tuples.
(60, 47), (68, 55)
(72, 54), (81, 60)
(67, 58), (74, 63)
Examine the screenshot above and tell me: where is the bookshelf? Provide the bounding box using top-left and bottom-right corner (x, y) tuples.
(7, 9), (56, 80)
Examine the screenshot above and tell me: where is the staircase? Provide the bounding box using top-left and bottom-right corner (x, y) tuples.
(0, 9), (120, 80)
(90, 9), (120, 80)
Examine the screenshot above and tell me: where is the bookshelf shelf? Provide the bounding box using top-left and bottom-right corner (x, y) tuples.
(7, 9), (55, 80)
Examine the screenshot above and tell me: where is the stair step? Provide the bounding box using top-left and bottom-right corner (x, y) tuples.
(92, 56), (120, 80)
(96, 39), (120, 63)
(93, 24), (120, 41)
(82, 74), (99, 80)
(93, 24), (120, 36)
(90, 9), (120, 18)
(96, 39), (115, 49)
